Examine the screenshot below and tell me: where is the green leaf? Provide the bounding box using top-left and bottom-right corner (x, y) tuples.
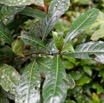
(83, 66), (92, 76)
(92, 83), (103, 94)
(0, 46), (13, 61)
(12, 39), (24, 56)
(52, 32), (64, 50)
(77, 76), (91, 86)
(64, 74), (75, 89)
(64, 8), (99, 44)
(15, 62), (41, 103)
(42, 0), (70, 40)
(20, 31), (47, 52)
(91, 28), (104, 41)
(0, 0), (44, 6)
(19, 7), (46, 19)
(43, 55), (68, 103)
(0, 22), (13, 44)
(37, 58), (52, 76)
(0, 89), (9, 103)
(0, 6), (25, 20)
(64, 41), (104, 64)
(0, 64), (20, 94)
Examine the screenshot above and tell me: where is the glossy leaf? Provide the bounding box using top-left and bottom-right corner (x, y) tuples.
(52, 32), (64, 50)
(0, 0), (44, 6)
(0, 22), (13, 44)
(19, 7), (46, 19)
(0, 64), (20, 94)
(64, 8), (99, 44)
(37, 58), (52, 76)
(12, 39), (24, 56)
(91, 28), (104, 41)
(15, 62), (41, 103)
(20, 31), (47, 52)
(42, 0), (70, 40)
(64, 41), (104, 64)
(43, 55), (68, 103)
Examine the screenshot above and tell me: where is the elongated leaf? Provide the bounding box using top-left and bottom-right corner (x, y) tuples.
(64, 41), (104, 64)
(15, 62), (41, 103)
(0, 64), (20, 94)
(19, 7), (46, 19)
(0, 22), (13, 44)
(42, 0), (70, 40)
(0, 0), (44, 6)
(20, 31), (47, 52)
(43, 55), (68, 103)
(64, 8), (99, 44)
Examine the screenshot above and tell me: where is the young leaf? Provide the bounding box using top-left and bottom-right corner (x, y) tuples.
(91, 28), (104, 41)
(0, 64), (20, 94)
(43, 55), (68, 103)
(12, 39), (24, 56)
(64, 8), (99, 44)
(52, 32), (64, 50)
(0, 22), (13, 44)
(0, 0), (44, 6)
(63, 41), (104, 64)
(15, 62), (41, 103)
(42, 0), (70, 40)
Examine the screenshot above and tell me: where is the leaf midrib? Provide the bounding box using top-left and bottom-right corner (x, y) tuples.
(65, 9), (96, 43)
(52, 55), (59, 102)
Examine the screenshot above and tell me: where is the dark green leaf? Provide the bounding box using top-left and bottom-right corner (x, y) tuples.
(20, 31), (47, 52)
(0, 64), (21, 94)
(43, 55), (68, 103)
(0, 89), (9, 103)
(37, 58), (52, 76)
(42, 0), (70, 40)
(0, 22), (13, 44)
(0, 6), (25, 20)
(0, 46), (13, 61)
(64, 8), (99, 44)
(15, 62), (41, 103)
(19, 7), (46, 19)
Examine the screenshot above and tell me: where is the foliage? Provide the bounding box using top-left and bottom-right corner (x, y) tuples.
(0, 0), (104, 103)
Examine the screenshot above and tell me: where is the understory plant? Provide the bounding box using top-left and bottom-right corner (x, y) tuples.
(0, 0), (104, 103)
